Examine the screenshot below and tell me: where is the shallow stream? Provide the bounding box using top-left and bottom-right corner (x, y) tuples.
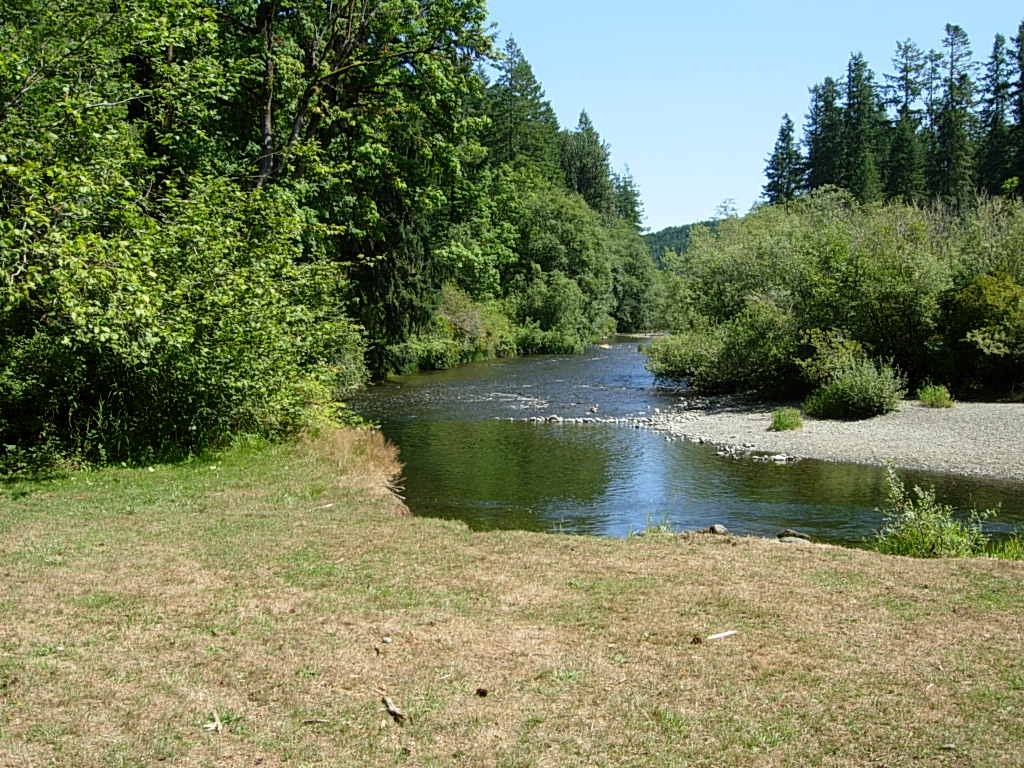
(352, 338), (1024, 543)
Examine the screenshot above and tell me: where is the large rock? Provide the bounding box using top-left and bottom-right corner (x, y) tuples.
(707, 524), (729, 535)
(776, 528), (810, 541)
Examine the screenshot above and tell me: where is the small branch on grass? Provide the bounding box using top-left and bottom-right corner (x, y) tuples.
(706, 630), (739, 641)
(376, 689), (408, 725)
(302, 718), (331, 725)
(202, 710), (224, 733)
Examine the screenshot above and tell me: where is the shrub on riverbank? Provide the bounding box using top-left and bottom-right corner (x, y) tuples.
(917, 383), (955, 408)
(769, 407), (803, 431)
(872, 466), (994, 557)
(803, 357), (906, 419)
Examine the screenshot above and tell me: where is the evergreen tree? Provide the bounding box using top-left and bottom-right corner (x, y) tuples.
(930, 24), (977, 207)
(763, 114), (804, 203)
(559, 111), (614, 215)
(841, 53), (886, 202)
(885, 39), (927, 114)
(803, 77), (844, 190)
(884, 40), (927, 202)
(611, 166), (645, 230)
(483, 38), (561, 179)
(887, 111), (927, 202)
(977, 33), (1014, 194)
(1011, 21), (1024, 189)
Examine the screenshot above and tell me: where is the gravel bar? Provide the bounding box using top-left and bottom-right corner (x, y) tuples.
(643, 396), (1024, 482)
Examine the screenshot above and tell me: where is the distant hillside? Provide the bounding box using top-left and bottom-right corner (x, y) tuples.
(644, 221), (716, 264)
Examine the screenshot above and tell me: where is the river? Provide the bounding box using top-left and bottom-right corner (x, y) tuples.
(352, 337), (1024, 543)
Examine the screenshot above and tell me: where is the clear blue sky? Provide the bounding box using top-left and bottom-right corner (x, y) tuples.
(484, 0), (1020, 232)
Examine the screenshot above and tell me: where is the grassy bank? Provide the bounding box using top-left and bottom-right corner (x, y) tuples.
(1, 430), (1022, 766)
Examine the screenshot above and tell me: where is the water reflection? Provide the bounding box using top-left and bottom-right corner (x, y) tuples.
(355, 339), (1024, 542)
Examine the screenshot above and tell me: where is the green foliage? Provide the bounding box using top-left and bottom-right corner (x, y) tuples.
(796, 329), (868, 386)
(763, 114), (803, 203)
(990, 534), (1024, 560)
(873, 466), (994, 557)
(643, 221), (716, 264)
(917, 383), (955, 408)
(386, 286), (516, 373)
(0, 0), (650, 465)
(645, 297), (798, 394)
(769, 408), (803, 431)
(1, 180), (367, 463)
(643, 325), (725, 387)
(650, 190), (1024, 400)
(803, 357), (905, 419)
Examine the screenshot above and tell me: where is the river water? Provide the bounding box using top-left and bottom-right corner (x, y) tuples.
(352, 337), (1024, 543)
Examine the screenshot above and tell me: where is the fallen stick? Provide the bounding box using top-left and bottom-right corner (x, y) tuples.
(706, 630), (739, 641)
(377, 691), (408, 725)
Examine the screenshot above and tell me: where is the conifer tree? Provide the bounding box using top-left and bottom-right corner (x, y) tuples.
(887, 111), (926, 202)
(884, 40), (927, 201)
(484, 38), (561, 179)
(763, 114), (804, 203)
(611, 166), (645, 230)
(803, 77), (844, 190)
(559, 111), (614, 215)
(930, 24), (977, 207)
(1011, 21), (1024, 189)
(977, 33), (1014, 195)
(841, 53), (886, 202)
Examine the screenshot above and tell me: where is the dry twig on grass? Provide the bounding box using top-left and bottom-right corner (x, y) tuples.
(377, 689), (408, 725)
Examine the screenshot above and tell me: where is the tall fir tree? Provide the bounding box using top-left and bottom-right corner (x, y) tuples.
(1011, 21), (1024, 190)
(841, 53), (886, 202)
(483, 38), (561, 179)
(929, 25), (977, 208)
(763, 114), (804, 203)
(977, 33), (1014, 195)
(887, 111), (927, 202)
(611, 166), (645, 230)
(884, 40), (927, 201)
(803, 77), (844, 190)
(559, 111), (614, 215)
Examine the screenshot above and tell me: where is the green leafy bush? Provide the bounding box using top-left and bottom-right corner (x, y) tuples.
(872, 466), (994, 557)
(796, 329), (868, 386)
(645, 297), (798, 394)
(917, 383), (954, 408)
(769, 407), (803, 431)
(803, 357), (905, 419)
(643, 324), (731, 390)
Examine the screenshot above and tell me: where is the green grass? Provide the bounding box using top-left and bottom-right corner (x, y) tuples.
(768, 407), (803, 431)
(917, 383), (955, 408)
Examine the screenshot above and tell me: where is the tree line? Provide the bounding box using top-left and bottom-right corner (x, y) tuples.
(764, 21), (1024, 207)
(0, 0), (654, 467)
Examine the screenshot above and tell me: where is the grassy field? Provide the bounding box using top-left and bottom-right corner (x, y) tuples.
(1, 428), (1022, 767)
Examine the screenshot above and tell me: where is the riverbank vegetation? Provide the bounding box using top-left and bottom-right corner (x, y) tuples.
(1, 1), (654, 468)
(647, 189), (1024, 409)
(872, 466), (1023, 559)
(649, 16), (1024, 412)
(2, 429), (1022, 766)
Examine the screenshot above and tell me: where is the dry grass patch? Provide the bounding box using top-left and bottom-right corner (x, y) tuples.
(1, 428), (1023, 766)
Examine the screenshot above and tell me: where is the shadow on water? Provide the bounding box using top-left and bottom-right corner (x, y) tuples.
(353, 338), (1024, 543)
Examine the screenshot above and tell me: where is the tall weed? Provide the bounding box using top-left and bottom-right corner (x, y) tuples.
(872, 466), (994, 558)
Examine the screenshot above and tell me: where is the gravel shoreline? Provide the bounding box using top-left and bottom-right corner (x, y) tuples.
(641, 396), (1024, 482)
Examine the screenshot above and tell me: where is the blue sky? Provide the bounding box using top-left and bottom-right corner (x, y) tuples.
(484, 1), (1020, 231)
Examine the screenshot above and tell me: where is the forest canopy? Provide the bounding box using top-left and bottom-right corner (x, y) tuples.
(0, 0), (654, 467)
